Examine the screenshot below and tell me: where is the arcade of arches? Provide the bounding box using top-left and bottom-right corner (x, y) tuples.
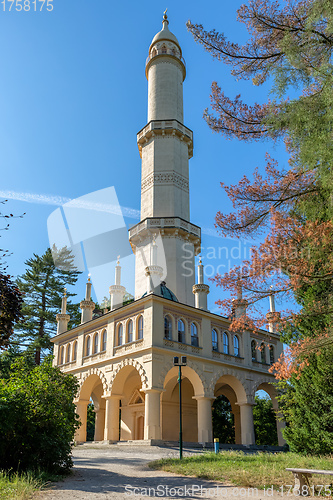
(74, 361), (285, 446)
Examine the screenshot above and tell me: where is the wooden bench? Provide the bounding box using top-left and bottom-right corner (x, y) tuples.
(286, 468), (333, 496)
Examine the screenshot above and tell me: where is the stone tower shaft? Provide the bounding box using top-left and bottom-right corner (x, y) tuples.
(129, 14), (200, 305)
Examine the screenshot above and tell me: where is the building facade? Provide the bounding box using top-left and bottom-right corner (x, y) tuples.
(52, 14), (285, 447)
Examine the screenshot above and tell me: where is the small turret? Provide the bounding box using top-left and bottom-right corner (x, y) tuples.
(56, 288), (70, 334)
(192, 257), (210, 310)
(232, 282), (248, 319)
(266, 291), (281, 333)
(109, 257), (126, 311)
(80, 275), (95, 324)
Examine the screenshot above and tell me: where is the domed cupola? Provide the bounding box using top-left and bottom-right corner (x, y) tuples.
(146, 10), (186, 81)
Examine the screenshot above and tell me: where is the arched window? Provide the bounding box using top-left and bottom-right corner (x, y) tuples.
(251, 340), (257, 361)
(73, 341), (77, 361)
(152, 47), (157, 57)
(60, 346), (64, 365)
(138, 315), (144, 339)
(102, 330), (107, 351)
(178, 319), (185, 343)
(269, 345), (274, 364)
(117, 324), (123, 346)
(161, 44), (167, 54)
(66, 344), (71, 363)
(164, 315), (172, 340)
(86, 336), (91, 356)
(261, 342), (266, 363)
(94, 333), (99, 354)
(223, 332), (229, 354)
(234, 335), (240, 357)
(212, 329), (218, 351)
(127, 319), (133, 343)
(191, 323), (199, 347)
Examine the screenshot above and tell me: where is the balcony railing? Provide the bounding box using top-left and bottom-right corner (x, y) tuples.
(146, 49), (186, 70)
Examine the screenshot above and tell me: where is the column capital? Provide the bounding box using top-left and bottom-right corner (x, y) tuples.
(236, 399), (256, 407)
(102, 392), (122, 400)
(192, 395), (215, 402)
(74, 398), (90, 406)
(141, 387), (165, 394)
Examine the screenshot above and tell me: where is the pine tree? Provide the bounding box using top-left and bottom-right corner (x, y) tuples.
(14, 247), (81, 365)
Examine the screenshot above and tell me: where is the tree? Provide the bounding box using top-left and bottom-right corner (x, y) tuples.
(253, 395), (278, 446)
(0, 355), (80, 473)
(15, 247), (81, 365)
(0, 273), (23, 349)
(212, 395), (235, 444)
(278, 345), (333, 455)
(187, 0), (333, 372)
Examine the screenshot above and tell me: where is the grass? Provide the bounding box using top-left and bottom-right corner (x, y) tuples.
(0, 471), (43, 500)
(0, 469), (67, 500)
(149, 450), (333, 490)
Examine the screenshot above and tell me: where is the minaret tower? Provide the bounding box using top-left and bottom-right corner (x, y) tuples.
(129, 12), (201, 305)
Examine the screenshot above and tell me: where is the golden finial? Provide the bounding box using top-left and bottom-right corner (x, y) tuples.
(199, 256), (202, 265)
(88, 273), (91, 282)
(63, 287), (67, 297)
(117, 255), (120, 265)
(163, 8), (168, 19)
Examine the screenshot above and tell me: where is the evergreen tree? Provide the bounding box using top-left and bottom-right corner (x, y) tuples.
(14, 247), (81, 365)
(212, 395), (235, 444)
(253, 395), (278, 446)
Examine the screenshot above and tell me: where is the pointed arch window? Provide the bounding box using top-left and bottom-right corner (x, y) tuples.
(86, 336), (91, 356)
(127, 319), (133, 343)
(117, 324), (123, 346)
(212, 329), (218, 351)
(161, 44), (167, 54)
(178, 319), (185, 344)
(223, 332), (229, 354)
(60, 346), (64, 365)
(234, 335), (240, 357)
(138, 315), (144, 339)
(261, 342), (266, 364)
(191, 323), (199, 347)
(102, 330), (107, 351)
(94, 333), (99, 354)
(251, 340), (257, 362)
(73, 341), (78, 361)
(164, 315), (172, 340)
(66, 344), (71, 363)
(269, 345), (274, 365)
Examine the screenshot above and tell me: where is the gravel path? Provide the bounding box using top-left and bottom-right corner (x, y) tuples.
(39, 444), (302, 499)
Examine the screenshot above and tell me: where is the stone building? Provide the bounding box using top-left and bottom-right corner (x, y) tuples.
(52, 13), (285, 446)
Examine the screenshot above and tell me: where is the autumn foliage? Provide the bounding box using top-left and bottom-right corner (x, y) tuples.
(187, 0), (333, 377)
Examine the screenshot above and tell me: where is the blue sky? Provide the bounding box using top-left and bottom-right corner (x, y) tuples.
(1, 0), (290, 315)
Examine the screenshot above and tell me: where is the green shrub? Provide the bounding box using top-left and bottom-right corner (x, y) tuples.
(0, 356), (80, 473)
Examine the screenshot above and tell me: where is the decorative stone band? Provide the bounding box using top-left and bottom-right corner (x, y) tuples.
(145, 51), (186, 80)
(79, 300), (95, 310)
(145, 265), (164, 277)
(141, 171), (189, 194)
(232, 299), (249, 308)
(109, 285), (126, 294)
(129, 216), (201, 254)
(192, 283), (210, 294)
(137, 119), (193, 159)
(56, 313), (70, 321)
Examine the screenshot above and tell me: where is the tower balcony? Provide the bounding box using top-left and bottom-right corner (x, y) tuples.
(145, 49), (186, 80)
(137, 119), (193, 159)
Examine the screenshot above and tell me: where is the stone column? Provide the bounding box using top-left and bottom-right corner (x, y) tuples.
(196, 397), (213, 444)
(94, 408), (105, 441)
(104, 396), (120, 442)
(144, 389), (162, 440)
(74, 400), (89, 443)
(238, 402), (255, 445)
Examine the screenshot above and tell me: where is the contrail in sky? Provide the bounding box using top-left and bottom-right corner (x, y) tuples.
(0, 189), (220, 238)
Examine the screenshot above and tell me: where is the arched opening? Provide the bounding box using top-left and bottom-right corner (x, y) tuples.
(127, 319), (133, 343)
(212, 395), (235, 444)
(65, 344), (71, 363)
(213, 374), (248, 445)
(254, 383), (279, 446)
(76, 374), (106, 442)
(111, 365), (145, 441)
(93, 333), (99, 354)
(101, 330), (107, 352)
(85, 336), (91, 356)
(117, 323), (123, 346)
(212, 329), (218, 351)
(161, 365), (205, 443)
(72, 341), (78, 361)
(234, 335), (240, 357)
(251, 340), (257, 361)
(164, 315), (172, 340)
(177, 319), (185, 343)
(191, 322), (199, 347)
(137, 315), (144, 340)
(223, 332), (229, 354)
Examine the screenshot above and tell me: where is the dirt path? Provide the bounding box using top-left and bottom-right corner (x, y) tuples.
(39, 444), (302, 499)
